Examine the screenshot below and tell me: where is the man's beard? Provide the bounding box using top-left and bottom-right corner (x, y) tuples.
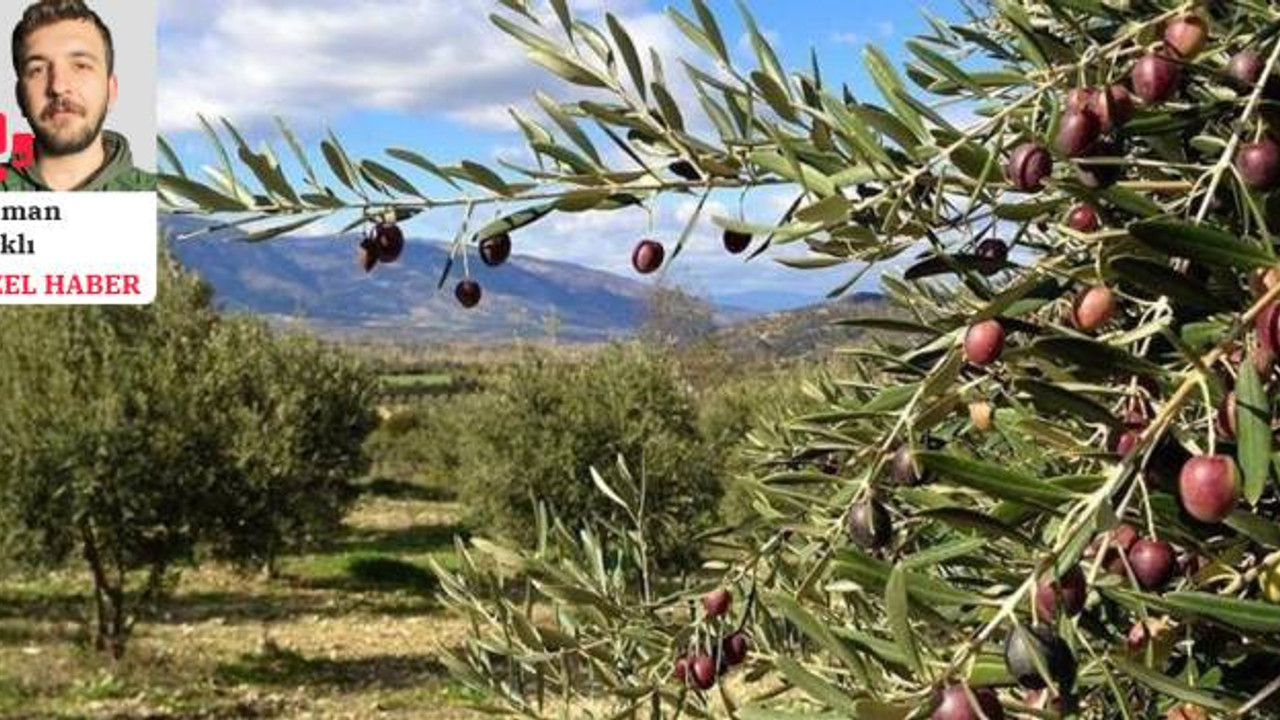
(22, 99), (108, 158)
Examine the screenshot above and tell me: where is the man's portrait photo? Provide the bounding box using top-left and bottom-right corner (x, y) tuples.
(1, 0), (154, 191)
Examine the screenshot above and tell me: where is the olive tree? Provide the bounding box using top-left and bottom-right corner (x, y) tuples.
(201, 320), (379, 576)
(457, 344), (724, 571)
(162, 0), (1280, 716)
(0, 255), (224, 658)
(0, 252), (377, 657)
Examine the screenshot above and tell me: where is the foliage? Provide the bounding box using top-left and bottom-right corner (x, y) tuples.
(365, 391), (498, 491)
(201, 320), (379, 574)
(697, 364), (830, 525)
(164, 0), (1280, 717)
(0, 249), (377, 656)
(0, 252), (225, 658)
(458, 344), (724, 571)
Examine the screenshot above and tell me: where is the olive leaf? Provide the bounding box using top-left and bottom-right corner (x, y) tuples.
(1236, 359), (1270, 505)
(885, 564), (925, 678)
(1128, 218), (1274, 271)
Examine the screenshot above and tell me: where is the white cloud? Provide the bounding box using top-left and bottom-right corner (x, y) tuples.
(941, 102), (981, 132)
(157, 0), (660, 133)
(832, 22), (891, 47)
(156, 0), (742, 158)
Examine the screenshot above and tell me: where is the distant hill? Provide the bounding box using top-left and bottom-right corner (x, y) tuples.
(708, 292), (904, 363)
(162, 215), (756, 343)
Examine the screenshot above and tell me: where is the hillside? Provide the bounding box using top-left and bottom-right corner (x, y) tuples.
(708, 292), (905, 363)
(163, 215), (753, 343)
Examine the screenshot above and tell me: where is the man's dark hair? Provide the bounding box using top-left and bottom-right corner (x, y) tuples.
(11, 0), (114, 74)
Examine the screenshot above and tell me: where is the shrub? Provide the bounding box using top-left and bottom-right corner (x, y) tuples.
(698, 364), (830, 524)
(0, 252), (224, 658)
(364, 390), (498, 493)
(459, 344), (723, 570)
(201, 321), (379, 574)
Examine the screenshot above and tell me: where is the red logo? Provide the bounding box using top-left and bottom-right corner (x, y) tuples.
(0, 113), (35, 182)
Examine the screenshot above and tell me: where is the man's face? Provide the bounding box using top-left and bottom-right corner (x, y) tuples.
(15, 19), (116, 157)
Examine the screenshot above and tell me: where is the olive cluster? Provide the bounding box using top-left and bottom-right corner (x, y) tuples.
(670, 588), (750, 693)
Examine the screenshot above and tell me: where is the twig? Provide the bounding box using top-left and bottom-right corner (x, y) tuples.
(1194, 33), (1280, 222)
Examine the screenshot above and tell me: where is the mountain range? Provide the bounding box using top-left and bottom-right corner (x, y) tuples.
(162, 215), (769, 343)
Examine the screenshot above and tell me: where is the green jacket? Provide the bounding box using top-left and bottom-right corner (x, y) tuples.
(0, 130), (155, 191)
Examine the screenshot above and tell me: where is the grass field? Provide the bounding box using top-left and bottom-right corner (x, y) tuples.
(0, 481), (486, 719)
(379, 373), (454, 389)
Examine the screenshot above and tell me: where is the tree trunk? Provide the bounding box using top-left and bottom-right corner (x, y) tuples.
(90, 586), (107, 653)
(261, 534), (279, 580)
(79, 520), (129, 660)
(79, 521), (110, 654)
(107, 584), (127, 661)
(107, 551), (130, 660)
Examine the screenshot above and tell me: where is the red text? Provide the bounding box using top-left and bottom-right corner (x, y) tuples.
(45, 274), (142, 296)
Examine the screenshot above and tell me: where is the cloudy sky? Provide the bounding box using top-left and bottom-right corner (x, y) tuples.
(158, 0), (968, 310)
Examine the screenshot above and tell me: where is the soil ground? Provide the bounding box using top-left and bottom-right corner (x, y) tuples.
(0, 483), (487, 719)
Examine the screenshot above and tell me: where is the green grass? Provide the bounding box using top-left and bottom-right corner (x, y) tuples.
(283, 551), (446, 594)
(381, 373), (453, 389)
(67, 669), (129, 702)
(0, 677), (31, 715)
(283, 504), (467, 591)
(375, 681), (488, 712)
(215, 645), (448, 689)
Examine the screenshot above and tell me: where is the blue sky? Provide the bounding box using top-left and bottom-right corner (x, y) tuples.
(159, 0), (968, 309)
